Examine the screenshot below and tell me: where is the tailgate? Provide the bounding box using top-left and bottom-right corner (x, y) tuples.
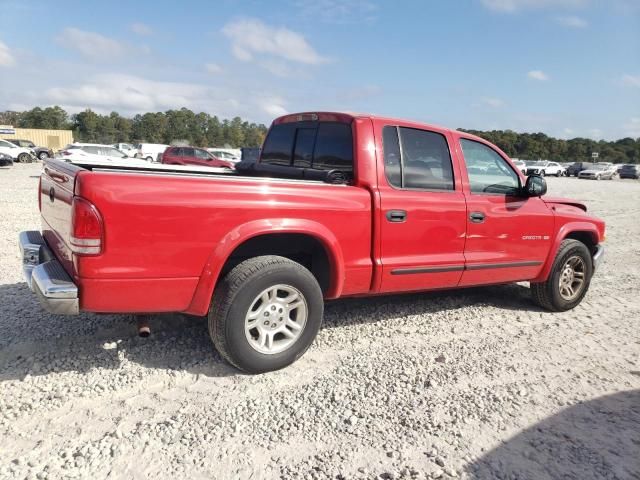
(40, 160), (86, 277)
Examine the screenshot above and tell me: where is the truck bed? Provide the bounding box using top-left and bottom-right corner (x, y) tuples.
(39, 159), (373, 315)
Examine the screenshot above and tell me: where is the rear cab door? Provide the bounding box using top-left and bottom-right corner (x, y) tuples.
(373, 119), (468, 293)
(453, 133), (554, 286)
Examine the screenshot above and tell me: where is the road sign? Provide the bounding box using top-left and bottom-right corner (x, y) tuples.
(592, 152), (599, 159)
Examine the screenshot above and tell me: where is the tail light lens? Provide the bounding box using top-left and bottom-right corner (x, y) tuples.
(70, 197), (103, 255)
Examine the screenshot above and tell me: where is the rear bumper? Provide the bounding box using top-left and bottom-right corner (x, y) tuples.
(593, 244), (604, 273)
(19, 231), (79, 315)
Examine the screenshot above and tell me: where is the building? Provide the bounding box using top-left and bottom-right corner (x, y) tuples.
(0, 126), (74, 151)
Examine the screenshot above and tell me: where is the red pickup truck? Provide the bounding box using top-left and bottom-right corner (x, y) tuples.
(20, 112), (605, 373)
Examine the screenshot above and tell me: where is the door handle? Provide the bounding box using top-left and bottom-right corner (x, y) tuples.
(386, 210), (407, 223)
(469, 212), (485, 223)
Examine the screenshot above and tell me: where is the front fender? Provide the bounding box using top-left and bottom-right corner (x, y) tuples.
(184, 218), (345, 316)
(531, 221), (601, 283)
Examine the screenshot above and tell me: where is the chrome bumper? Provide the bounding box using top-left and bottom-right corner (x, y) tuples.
(19, 231), (79, 315)
(593, 244), (604, 273)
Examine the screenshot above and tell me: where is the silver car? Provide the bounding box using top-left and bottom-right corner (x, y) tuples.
(578, 164), (616, 180)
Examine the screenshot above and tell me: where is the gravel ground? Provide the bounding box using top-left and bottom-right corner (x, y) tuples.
(1, 163), (639, 480)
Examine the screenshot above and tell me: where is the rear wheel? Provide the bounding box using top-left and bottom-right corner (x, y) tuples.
(531, 239), (593, 311)
(146, 156), (153, 162)
(208, 255), (324, 373)
(38, 151), (50, 160)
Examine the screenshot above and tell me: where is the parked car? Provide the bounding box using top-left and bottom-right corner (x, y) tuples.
(21, 111), (605, 373)
(578, 164), (616, 180)
(0, 152), (14, 167)
(513, 160), (527, 174)
(8, 139), (53, 160)
(112, 143), (137, 157)
(0, 138), (36, 162)
(567, 162), (594, 177)
(619, 164), (640, 179)
(524, 161), (566, 177)
(57, 143), (136, 164)
(135, 143), (169, 162)
(162, 146), (234, 169)
(206, 148), (240, 162)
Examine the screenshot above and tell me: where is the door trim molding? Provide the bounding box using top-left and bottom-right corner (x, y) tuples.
(391, 260), (542, 275)
(391, 265), (464, 275)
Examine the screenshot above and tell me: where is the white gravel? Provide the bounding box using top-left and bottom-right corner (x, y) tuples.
(1, 163), (639, 479)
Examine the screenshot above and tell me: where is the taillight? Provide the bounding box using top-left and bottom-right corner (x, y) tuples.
(70, 197), (103, 255)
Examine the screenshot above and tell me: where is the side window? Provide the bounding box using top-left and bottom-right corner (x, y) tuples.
(312, 123), (353, 174)
(460, 139), (520, 195)
(84, 146), (100, 155)
(382, 126), (454, 191)
(382, 126), (402, 187)
(195, 149), (209, 159)
(182, 147), (195, 157)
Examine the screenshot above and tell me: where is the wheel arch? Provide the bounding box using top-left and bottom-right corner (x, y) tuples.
(185, 219), (344, 316)
(532, 222), (600, 282)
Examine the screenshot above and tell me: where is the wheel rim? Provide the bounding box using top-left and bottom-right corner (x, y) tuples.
(38, 152), (48, 160)
(244, 284), (308, 355)
(558, 255), (586, 301)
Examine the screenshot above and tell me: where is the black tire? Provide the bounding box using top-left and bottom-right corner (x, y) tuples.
(531, 239), (593, 312)
(18, 153), (31, 163)
(556, 171), (561, 177)
(208, 255), (324, 373)
(38, 151), (50, 160)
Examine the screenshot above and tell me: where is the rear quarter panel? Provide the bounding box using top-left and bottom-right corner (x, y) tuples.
(74, 172), (373, 314)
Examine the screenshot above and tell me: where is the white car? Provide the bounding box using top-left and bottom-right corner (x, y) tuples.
(524, 161), (566, 177)
(512, 159), (527, 174)
(57, 143), (146, 164)
(135, 143), (169, 162)
(207, 148), (241, 162)
(0, 138), (36, 162)
(112, 143), (137, 157)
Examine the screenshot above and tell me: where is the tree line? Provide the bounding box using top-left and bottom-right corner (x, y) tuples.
(459, 129), (639, 164)
(0, 106), (268, 148)
(1, 106), (638, 163)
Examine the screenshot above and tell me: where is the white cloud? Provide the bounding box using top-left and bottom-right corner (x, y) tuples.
(45, 74), (210, 112)
(555, 15), (588, 27)
(0, 40), (15, 67)
(621, 74), (640, 88)
(260, 99), (288, 117)
(293, 0), (378, 24)
(480, 96), (506, 108)
(623, 118), (640, 137)
(130, 23), (153, 36)
(222, 18), (328, 65)
(205, 63), (223, 74)
(56, 28), (126, 59)
(528, 70), (550, 81)
(480, 0), (586, 13)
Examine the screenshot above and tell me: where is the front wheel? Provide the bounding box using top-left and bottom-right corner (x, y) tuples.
(556, 171), (561, 177)
(531, 239), (593, 311)
(38, 151), (50, 160)
(208, 255), (324, 373)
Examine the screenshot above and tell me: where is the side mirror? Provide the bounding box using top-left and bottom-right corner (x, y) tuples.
(524, 174), (547, 197)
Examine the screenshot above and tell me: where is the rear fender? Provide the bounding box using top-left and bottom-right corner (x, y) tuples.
(185, 218), (344, 316)
(531, 222), (600, 282)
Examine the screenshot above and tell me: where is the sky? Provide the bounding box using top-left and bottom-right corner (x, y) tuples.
(0, 0), (638, 140)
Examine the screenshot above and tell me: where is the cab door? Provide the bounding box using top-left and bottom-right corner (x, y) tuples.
(455, 136), (554, 286)
(377, 125), (467, 293)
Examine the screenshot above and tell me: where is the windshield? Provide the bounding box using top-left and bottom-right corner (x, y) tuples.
(529, 161), (546, 166)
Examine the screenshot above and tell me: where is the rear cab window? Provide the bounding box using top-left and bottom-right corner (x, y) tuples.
(260, 121), (354, 178)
